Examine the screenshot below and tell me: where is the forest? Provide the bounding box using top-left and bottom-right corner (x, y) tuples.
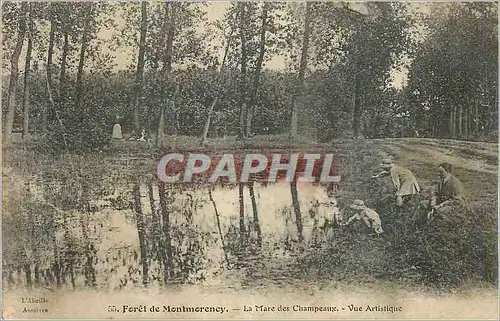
(1, 1), (498, 302)
(2, 1), (497, 149)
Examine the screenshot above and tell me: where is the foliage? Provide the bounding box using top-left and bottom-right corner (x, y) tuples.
(406, 3), (498, 139)
(388, 203), (498, 287)
(1, 2), (497, 145)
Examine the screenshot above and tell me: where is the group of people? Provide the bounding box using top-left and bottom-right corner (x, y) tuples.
(319, 158), (467, 236)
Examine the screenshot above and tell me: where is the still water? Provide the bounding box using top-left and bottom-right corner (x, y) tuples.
(12, 180), (338, 290)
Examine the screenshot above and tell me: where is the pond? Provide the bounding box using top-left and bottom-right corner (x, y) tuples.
(4, 179), (346, 291)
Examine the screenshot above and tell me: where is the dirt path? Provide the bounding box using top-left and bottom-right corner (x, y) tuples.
(403, 139), (497, 165)
(382, 140), (498, 175)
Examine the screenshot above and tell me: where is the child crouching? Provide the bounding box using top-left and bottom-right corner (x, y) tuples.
(341, 199), (384, 235)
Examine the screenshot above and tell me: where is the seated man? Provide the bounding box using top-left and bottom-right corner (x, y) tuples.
(341, 199), (384, 235)
(419, 162), (467, 223)
(372, 158), (420, 207)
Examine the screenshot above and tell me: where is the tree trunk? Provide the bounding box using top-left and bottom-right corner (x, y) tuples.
(200, 97), (218, 145)
(22, 4), (33, 139)
(449, 109), (454, 138)
(162, 2), (175, 74)
(290, 2), (312, 140)
(133, 1), (148, 133)
(61, 214), (74, 288)
(75, 4), (93, 111)
(17, 266), (22, 284)
(3, 3), (27, 145)
(156, 2), (176, 147)
(238, 2), (248, 139)
(458, 104), (463, 138)
(200, 28), (233, 146)
(451, 106), (456, 138)
(44, 268), (53, 285)
(434, 118), (438, 138)
(238, 183), (246, 241)
(59, 260), (66, 285)
(246, 3), (269, 138)
(148, 183), (161, 263)
(34, 264), (40, 286)
(175, 109), (180, 135)
(208, 189), (230, 266)
(24, 263), (32, 288)
(133, 184), (149, 285)
(475, 99), (479, 135)
(290, 181), (303, 242)
(7, 268), (14, 289)
(464, 105), (468, 140)
(43, 9), (56, 133)
(69, 265), (75, 289)
(352, 72), (362, 138)
(248, 182), (262, 247)
(52, 236), (61, 286)
(156, 104), (165, 148)
(80, 205), (96, 287)
(59, 31), (70, 100)
(158, 183), (172, 283)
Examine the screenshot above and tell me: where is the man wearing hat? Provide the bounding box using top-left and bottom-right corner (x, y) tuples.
(341, 199), (384, 235)
(372, 158), (420, 207)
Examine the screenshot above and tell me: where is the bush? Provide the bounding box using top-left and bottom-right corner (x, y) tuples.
(41, 100), (112, 154)
(390, 202), (498, 287)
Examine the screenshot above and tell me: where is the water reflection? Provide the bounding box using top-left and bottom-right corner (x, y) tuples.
(5, 179), (340, 290)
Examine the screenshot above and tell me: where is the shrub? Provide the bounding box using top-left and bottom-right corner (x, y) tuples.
(40, 100), (112, 154)
(390, 202), (498, 287)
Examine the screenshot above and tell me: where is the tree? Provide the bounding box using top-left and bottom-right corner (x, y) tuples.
(199, 19), (234, 146)
(75, 3), (94, 110)
(132, 1), (148, 133)
(289, 180), (303, 243)
(289, 2), (312, 140)
(296, 2), (414, 140)
(407, 3), (497, 139)
(42, 2), (56, 133)
(133, 184), (148, 285)
(158, 183), (172, 283)
(117, 2), (208, 141)
(3, 2), (27, 145)
(245, 2), (269, 138)
(156, 1), (176, 148)
(22, 3), (34, 139)
(247, 182), (262, 247)
(237, 2), (250, 139)
(238, 183), (246, 242)
(43, 2), (117, 152)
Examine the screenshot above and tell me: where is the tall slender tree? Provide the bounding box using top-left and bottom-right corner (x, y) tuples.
(237, 2), (249, 139)
(290, 2), (312, 140)
(22, 3), (34, 139)
(3, 2), (27, 145)
(75, 3), (94, 111)
(43, 3), (56, 133)
(245, 2), (269, 138)
(132, 2), (148, 133)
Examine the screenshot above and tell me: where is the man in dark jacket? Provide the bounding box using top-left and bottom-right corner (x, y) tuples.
(419, 162), (467, 223)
